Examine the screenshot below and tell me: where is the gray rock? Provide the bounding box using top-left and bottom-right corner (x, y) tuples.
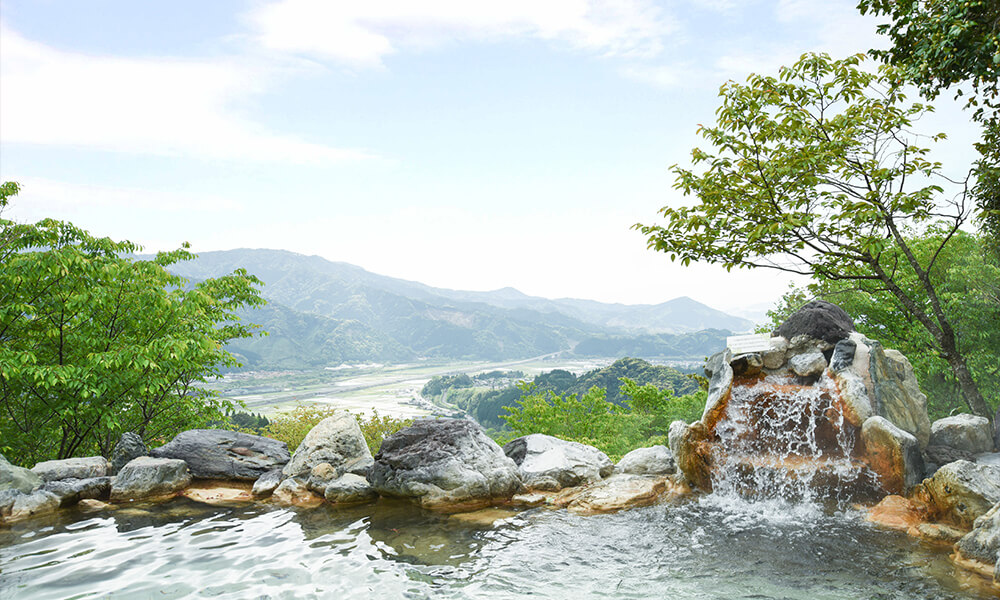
(789, 352), (828, 378)
(0, 488), (22, 517)
(994, 404), (1000, 453)
(930, 414), (994, 455)
(151, 429), (290, 481)
(9, 490), (60, 520)
(324, 473), (377, 504)
(306, 462), (338, 494)
(504, 434), (613, 491)
(616, 445), (675, 475)
(923, 444), (976, 478)
(282, 413), (372, 480)
(761, 336), (789, 370)
(31, 456), (109, 482)
(829, 338), (856, 372)
(731, 353), (763, 377)
(370, 418), (522, 511)
(702, 349), (733, 426)
(272, 477), (322, 507)
(787, 334), (834, 358)
(251, 468), (284, 498)
(42, 477), (112, 507)
(868, 343), (931, 448)
(111, 432), (148, 475)
(977, 453), (1000, 468)
(1, 454), (42, 494)
(776, 300), (855, 344)
(956, 501), (1000, 566)
(110, 457), (191, 501)
(922, 460), (1000, 529)
(830, 366), (873, 427)
(861, 416), (924, 495)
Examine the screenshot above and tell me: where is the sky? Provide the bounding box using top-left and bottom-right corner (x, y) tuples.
(0, 0), (982, 318)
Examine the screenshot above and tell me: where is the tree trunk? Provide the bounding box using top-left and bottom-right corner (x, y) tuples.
(941, 337), (992, 420)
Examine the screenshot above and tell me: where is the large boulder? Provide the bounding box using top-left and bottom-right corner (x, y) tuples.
(503, 434), (612, 491)
(8, 490), (60, 520)
(0, 453), (42, 494)
(151, 429), (290, 481)
(829, 339), (874, 427)
(369, 418), (522, 511)
(282, 413), (372, 480)
(324, 473), (377, 505)
(955, 502), (1000, 571)
(776, 300), (855, 345)
(920, 460), (1000, 529)
(31, 457), (109, 482)
(111, 432), (148, 474)
(861, 416), (924, 495)
(868, 343), (931, 448)
(42, 477), (112, 507)
(930, 414), (994, 455)
(616, 445), (675, 475)
(669, 420), (713, 491)
(110, 457), (192, 501)
(923, 445), (976, 478)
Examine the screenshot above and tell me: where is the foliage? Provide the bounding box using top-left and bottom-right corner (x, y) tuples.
(766, 231), (999, 419)
(0, 183), (265, 465)
(225, 410), (271, 433)
(261, 405), (412, 455)
(572, 329), (730, 359)
(421, 374), (474, 398)
(498, 379), (706, 461)
(858, 0), (1000, 255)
(636, 53), (990, 418)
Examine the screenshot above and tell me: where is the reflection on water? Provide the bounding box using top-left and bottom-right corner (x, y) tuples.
(0, 496), (994, 599)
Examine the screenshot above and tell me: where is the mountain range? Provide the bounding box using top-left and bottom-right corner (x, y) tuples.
(166, 249), (751, 368)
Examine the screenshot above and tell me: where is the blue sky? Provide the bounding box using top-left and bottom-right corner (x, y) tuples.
(0, 0), (980, 316)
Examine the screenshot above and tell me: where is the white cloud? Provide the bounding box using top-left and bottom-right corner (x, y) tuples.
(247, 0), (676, 67)
(0, 27), (372, 163)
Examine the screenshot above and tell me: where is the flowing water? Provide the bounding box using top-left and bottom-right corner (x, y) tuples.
(0, 495), (995, 599)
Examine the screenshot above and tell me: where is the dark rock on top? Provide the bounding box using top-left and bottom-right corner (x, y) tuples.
(370, 418), (522, 511)
(111, 432), (148, 475)
(150, 429), (290, 481)
(776, 300), (855, 345)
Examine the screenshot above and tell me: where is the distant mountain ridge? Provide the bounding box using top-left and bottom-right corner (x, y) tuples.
(166, 249), (746, 367)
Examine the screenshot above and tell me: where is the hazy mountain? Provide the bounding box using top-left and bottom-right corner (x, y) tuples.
(167, 249), (744, 367)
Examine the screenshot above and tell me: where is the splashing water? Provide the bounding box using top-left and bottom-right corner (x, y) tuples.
(704, 374), (877, 522)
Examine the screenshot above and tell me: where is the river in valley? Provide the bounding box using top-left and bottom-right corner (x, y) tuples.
(1, 493), (994, 599)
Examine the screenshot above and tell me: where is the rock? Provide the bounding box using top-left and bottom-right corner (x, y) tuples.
(282, 413), (372, 480)
(306, 462), (339, 494)
(616, 445), (675, 475)
(995, 404), (1000, 453)
(150, 429), (290, 481)
(503, 434), (612, 491)
(776, 300), (855, 345)
(0, 488), (21, 517)
(830, 367), (873, 427)
(977, 453), (1000, 468)
(861, 416), (924, 495)
(786, 334), (834, 358)
(324, 473), (377, 504)
(702, 350), (733, 429)
(920, 460), (1000, 529)
(369, 418), (522, 511)
(252, 468), (284, 498)
(42, 477), (112, 507)
(448, 507), (517, 527)
(182, 482), (253, 505)
(829, 338), (857, 372)
(560, 474), (679, 514)
(77, 498), (111, 512)
(923, 445), (976, 478)
(915, 522), (967, 543)
(930, 414), (994, 455)
(271, 477), (323, 508)
(510, 492), (548, 507)
(955, 502), (1000, 571)
(731, 353), (763, 377)
(865, 495), (926, 532)
(31, 457), (109, 482)
(9, 490), (60, 520)
(1, 453), (42, 493)
(669, 420), (713, 491)
(789, 352), (827, 378)
(111, 432), (148, 474)
(110, 457), (192, 501)
(761, 336), (789, 370)
(868, 343), (931, 448)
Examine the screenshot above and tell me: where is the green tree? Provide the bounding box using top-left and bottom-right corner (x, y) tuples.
(858, 0), (1000, 254)
(0, 183), (266, 465)
(636, 53), (991, 419)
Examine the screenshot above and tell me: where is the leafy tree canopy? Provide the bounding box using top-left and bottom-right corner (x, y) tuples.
(636, 53), (990, 418)
(0, 182), (265, 465)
